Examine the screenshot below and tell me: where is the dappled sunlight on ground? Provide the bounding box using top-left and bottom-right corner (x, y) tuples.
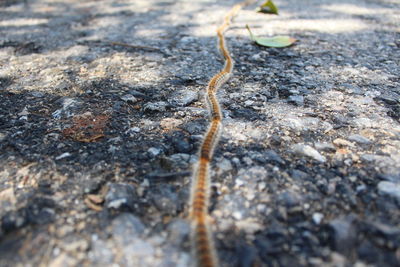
(322, 3), (391, 15)
(0, 0), (399, 266)
(0, 18), (49, 27)
(270, 18), (368, 34)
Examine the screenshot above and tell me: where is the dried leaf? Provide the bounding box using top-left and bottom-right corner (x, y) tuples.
(62, 113), (109, 142)
(84, 197), (103, 211)
(256, 0), (279, 15)
(87, 194), (104, 204)
(246, 25), (297, 48)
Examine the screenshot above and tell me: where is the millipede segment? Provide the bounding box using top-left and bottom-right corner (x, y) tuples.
(188, 1), (254, 267)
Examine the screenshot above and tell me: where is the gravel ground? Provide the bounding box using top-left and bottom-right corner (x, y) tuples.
(0, 0), (399, 266)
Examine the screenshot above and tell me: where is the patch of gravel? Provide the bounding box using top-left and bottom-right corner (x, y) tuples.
(0, 0), (399, 266)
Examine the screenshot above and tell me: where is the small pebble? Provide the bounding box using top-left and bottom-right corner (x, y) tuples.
(312, 213), (324, 225)
(288, 95), (304, 106)
(143, 101), (168, 112)
(377, 181), (400, 201)
(348, 134), (371, 144)
(148, 147), (161, 157)
(233, 211), (243, 220)
(173, 90), (198, 106)
(315, 142), (336, 152)
(333, 138), (354, 147)
(292, 144), (326, 162)
(56, 152), (71, 160)
(120, 94), (138, 103)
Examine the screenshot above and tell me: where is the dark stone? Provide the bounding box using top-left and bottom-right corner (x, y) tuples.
(232, 108), (260, 121)
(167, 219), (190, 246)
(357, 240), (381, 264)
(290, 169), (309, 180)
(235, 243), (257, 267)
(55, 80), (72, 91)
(169, 78), (196, 86)
(170, 131), (192, 153)
(0, 77), (13, 90)
(180, 120), (205, 135)
(105, 183), (138, 211)
(112, 213), (145, 241)
(1, 211), (26, 233)
(277, 86), (293, 98)
(0, 41), (41, 55)
(270, 134), (282, 146)
(128, 89), (147, 98)
(37, 180), (53, 195)
(327, 215), (357, 257)
(24, 196), (56, 225)
(288, 95), (304, 106)
(83, 178), (104, 194)
(378, 173), (400, 183)
(278, 190), (302, 208)
(150, 185), (181, 215)
(332, 114), (349, 128)
(254, 224), (287, 257)
(146, 171), (191, 182)
(0, 0), (26, 7)
(375, 95), (399, 105)
(265, 150), (284, 164)
(362, 221), (400, 248)
(28, 208), (54, 225)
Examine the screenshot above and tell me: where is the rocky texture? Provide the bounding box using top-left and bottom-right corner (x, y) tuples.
(0, 0), (399, 266)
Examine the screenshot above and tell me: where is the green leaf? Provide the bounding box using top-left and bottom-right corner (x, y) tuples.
(254, 36), (297, 48)
(246, 25), (297, 48)
(256, 0), (279, 15)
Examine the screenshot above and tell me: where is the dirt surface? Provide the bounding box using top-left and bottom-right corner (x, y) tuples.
(1, 0), (399, 266)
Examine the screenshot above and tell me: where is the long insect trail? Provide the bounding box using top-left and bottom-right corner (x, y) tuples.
(188, 1), (254, 267)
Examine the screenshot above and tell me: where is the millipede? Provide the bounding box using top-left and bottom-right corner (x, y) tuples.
(188, 1), (254, 266)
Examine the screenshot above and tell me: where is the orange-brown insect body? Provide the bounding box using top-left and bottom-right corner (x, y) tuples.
(188, 1), (254, 267)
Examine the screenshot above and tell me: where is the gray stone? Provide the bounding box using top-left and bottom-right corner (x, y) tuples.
(377, 181), (400, 201)
(216, 158), (233, 175)
(112, 213), (146, 242)
(105, 183), (137, 210)
(367, 221), (400, 237)
(378, 173), (400, 183)
(328, 216), (357, 257)
(143, 101), (168, 112)
(172, 90), (198, 106)
(292, 144), (326, 162)
(278, 190), (302, 207)
(171, 133), (191, 153)
(124, 239), (155, 260)
(360, 154), (393, 165)
(127, 127), (141, 134)
(312, 212), (324, 225)
(120, 94), (138, 103)
(148, 147), (162, 157)
(168, 153), (191, 169)
(288, 95), (304, 106)
(89, 238), (115, 265)
(290, 169), (309, 180)
(52, 97), (82, 119)
(265, 149), (284, 164)
(348, 134), (371, 144)
(315, 142), (336, 152)
(352, 117), (374, 128)
(167, 219), (191, 246)
(128, 90), (146, 98)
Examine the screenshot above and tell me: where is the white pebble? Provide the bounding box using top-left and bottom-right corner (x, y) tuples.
(312, 212), (324, 224)
(292, 144), (326, 163)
